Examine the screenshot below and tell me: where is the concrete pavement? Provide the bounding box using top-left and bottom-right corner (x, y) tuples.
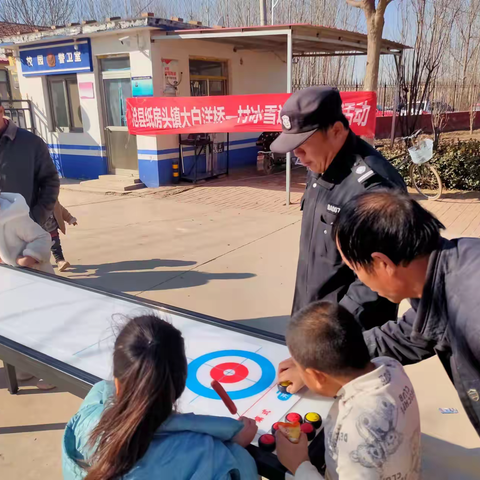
(1, 169), (480, 479)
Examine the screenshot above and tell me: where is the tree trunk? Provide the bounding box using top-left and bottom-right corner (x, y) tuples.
(363, 12), (384, 92)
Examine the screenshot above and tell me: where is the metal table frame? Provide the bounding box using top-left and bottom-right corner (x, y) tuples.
(0, 265), (324, 479)
(179, 133), (230, 183)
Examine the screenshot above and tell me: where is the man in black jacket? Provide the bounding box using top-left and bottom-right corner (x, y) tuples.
(0, 106), (59, 226)
(332, 190), (480, 436)
(271, 87), (406, 330)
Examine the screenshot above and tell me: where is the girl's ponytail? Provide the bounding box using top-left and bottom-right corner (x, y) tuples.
(85, 315), (187, 480)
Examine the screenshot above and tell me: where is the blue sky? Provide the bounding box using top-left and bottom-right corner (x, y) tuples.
(383, 2), (403, 43)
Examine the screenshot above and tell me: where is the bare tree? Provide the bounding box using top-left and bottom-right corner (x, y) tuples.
(345, 0), (394, 92)
(430, 79), (450, 148)
(447, 0), (480, 131)
(80, 0), (170, 23)
(466, 48), (480, 133)
(291, 0), (362, 89)
(397, 0), (459, 137)
(1, 0), (75, 26)
(83, 0), (117, 21)
(452, 0), (480, 104)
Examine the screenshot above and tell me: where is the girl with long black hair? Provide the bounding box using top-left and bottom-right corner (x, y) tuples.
(62, 315), (258, 480)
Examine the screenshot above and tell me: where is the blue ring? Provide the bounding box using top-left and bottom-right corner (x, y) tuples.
(187, 349), (276, 400)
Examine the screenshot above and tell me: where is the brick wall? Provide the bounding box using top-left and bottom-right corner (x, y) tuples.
(375, 111), (480, 139)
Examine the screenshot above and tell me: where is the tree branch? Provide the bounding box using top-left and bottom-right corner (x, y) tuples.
(377, 0), (393, 16)
(346, 0), (363, 9)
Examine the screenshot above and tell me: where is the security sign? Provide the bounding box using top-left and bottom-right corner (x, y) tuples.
(19, 39), (92, 77)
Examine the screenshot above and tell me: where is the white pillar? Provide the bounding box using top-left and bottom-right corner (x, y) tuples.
(286, 30), (292, 206)
(391, 52), (403, 146)
(259, 0), (267, 25)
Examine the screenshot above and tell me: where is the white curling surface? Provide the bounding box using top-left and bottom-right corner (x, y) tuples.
(0, 267), (335, 439)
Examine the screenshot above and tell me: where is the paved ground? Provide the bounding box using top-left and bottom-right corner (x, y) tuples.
(1, 167), (480, 479)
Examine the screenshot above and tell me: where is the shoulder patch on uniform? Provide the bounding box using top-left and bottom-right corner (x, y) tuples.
(353, 156), (379, 184)
(357, 170), (375, 183)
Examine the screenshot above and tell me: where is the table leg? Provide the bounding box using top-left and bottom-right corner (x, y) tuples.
(4, 363), (18, 394)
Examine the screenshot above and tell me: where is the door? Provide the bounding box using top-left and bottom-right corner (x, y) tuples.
(189, 59), (229, 174)
(100, 57), (138, 176)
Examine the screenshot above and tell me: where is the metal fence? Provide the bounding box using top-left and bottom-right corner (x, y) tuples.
(293, 82), (480, 114)
(0, 99), (36, 133)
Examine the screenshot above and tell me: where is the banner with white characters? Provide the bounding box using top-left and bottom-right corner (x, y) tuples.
(126, 91), (377, 137)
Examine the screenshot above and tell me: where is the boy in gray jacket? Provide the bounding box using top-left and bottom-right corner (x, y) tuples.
(276, 302), (421, 480)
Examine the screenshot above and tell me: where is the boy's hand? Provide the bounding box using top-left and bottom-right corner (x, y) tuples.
(17, 256), (38, 268)
(276, 431), (310, 474)
(232, 417), (258, 447)
(278, 357), (305, 394)
(68, 217), (78, 226)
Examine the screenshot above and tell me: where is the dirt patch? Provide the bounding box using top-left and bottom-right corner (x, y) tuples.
(441, 130), (480, 142)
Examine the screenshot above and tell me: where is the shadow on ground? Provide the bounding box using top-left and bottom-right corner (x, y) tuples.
(0, 367), (67, 394)
(410, 190), (480, 203)
(64, 259), (256, 293)
(422, 434), (480, 479)
(164, 165), (308, 195)
(0, 423), (67, 434)
(234, 315), (289, 336)
(435, 191), (480, 202)
(67, 259), (196, 275)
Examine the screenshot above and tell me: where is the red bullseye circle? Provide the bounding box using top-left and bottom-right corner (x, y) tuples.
(210, 362), (249, 383)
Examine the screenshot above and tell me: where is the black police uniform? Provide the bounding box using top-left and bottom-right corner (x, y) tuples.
(293, 130), (407, 329)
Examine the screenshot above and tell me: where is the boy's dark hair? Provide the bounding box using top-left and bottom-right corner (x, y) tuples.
(287, 301), (371, 375)
(333, 190), (444, 271)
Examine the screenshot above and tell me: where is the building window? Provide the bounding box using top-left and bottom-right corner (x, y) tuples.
(189, 59), (228, 97)
(47, 74), (83, 132)
(0, 69), (11, 101)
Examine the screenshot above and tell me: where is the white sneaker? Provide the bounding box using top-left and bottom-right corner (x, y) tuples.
(36, 379), (56, 390)
(57, 260), (71, 272)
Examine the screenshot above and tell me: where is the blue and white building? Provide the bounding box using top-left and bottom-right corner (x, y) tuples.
(0, 17), (287, 187)
(0, 17), (405, 189)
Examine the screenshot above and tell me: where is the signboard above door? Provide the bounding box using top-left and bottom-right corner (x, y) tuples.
(19, 39), (92, 77)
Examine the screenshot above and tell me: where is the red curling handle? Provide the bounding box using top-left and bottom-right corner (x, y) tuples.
(211, 380), (238, 415)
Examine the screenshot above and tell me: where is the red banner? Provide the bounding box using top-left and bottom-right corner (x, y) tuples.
(126, 91), (377, 137)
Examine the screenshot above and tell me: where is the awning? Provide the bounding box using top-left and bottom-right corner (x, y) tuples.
(152, 23), (408, 57)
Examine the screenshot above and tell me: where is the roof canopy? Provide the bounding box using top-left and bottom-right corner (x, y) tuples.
(0, 19), (410, 56)
(0, 17), (204, 47)
(152, 24), (409, 57)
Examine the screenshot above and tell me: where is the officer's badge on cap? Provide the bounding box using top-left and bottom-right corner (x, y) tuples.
(271, 86), (345, 154)
(282, 115), (292, 130)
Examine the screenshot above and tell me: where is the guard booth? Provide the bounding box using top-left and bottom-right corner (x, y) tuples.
(0, 17), (407, 193)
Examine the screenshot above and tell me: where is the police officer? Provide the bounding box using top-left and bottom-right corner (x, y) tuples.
(272, 87), (406, 331)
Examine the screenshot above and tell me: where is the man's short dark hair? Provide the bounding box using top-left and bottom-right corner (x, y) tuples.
(318, 113), (350, 133)
(333, 190), (444, 271)
(287, 301), (371, 375)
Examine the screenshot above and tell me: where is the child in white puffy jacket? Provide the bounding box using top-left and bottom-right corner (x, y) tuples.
(0, 192), (54, 274)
